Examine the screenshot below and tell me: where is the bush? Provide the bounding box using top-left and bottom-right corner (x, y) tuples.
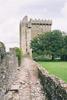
(0, 42), (6, 62)
(32, 52), (51, 61)
(15, 47), (23, 66)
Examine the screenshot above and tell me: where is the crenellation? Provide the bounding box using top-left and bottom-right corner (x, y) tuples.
(29, 18), (52, 25)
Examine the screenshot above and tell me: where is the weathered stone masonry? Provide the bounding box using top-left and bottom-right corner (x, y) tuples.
(37, 64), (67, 100)
(20, 16), (52, 56)
(0, 55), (67, 99)
(0, 49), (18, 100)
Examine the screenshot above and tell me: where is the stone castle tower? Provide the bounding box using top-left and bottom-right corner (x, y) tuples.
(20, 16), (52, 56)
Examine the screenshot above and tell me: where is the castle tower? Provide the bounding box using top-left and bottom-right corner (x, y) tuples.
(20, 16), (52, 56)
(20, 16), (28, 55)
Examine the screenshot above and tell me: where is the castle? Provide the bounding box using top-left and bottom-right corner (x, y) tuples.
(20, 16), (52, 56)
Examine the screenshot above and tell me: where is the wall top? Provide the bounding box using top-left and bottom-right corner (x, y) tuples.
(29, 19), (52, 25)
(20, 16), (52, 26)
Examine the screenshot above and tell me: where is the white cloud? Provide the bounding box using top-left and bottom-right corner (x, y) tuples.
(0, 17), (19, 50)
(0, 0), (67, 51)
(61, 2), (67, 18)
(52, 18), (67, 33)
(52, 1), (67, 33)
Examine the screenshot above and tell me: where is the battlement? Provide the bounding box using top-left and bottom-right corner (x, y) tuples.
(29, 19), (52, 25)
(20, 16), (52, 26)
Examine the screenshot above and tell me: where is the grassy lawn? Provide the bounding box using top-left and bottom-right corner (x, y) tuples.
(38, 61), (67, 82)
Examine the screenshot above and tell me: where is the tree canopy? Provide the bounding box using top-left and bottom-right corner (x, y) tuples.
(61, 35), (67, 60)
(31, 30), (65, 60)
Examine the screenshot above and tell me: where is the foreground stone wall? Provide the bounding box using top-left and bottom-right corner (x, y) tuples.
(0, 57), (8, 99)
(7, 51), (18, 90)
(0, 55), (67, 100)
(0, 50), (18, 100)
(38, 65), (67, 100)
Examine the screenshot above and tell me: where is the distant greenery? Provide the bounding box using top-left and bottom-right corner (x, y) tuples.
(15, 47), (23, 66)
(0, 42), (6, 62)
(31, 30), (67, 61)
(38, 61), (67, 82)
(61, 35), (67, 60)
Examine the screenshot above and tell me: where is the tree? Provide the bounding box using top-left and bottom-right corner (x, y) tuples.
(31, 30), (63, 60)
(31, 36), (45, 55)
(61, 35), (67, 60)
(43, 30), (63, 60)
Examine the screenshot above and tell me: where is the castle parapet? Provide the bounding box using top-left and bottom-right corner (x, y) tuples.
(30, 19), (52, 25)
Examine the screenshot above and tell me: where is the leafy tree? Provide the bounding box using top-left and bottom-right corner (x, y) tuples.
(61, 35), (67, 60)
(31, 36), (45, 55)
(43, 30), (63, 60)
(31, 30), (63, 60)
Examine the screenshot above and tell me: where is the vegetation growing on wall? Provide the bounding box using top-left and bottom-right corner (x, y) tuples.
(0, 42), (6, 62)
(15, 47), (23, 66)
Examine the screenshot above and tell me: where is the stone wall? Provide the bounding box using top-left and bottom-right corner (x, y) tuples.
(38, 66), (67, 100)
(0, 49), (18, 100)
(0, 57), (8, 99)
(0, 54), (67, 100)
(31, 24), (51, 38)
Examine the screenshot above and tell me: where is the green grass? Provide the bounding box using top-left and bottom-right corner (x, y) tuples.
(38, 61), (67, 82)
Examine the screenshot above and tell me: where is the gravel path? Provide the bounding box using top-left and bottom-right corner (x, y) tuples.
(4, 57), (47, 100)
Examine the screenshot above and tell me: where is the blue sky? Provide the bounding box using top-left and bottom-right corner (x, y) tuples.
(0, 0), (67, 50)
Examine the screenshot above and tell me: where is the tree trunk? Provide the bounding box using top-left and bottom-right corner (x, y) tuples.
(52, 55), (54, 60)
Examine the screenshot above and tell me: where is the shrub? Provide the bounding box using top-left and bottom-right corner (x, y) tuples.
(0, 42), (6, 62)
(15, 47), (23, 66)
(32, 52), (51, 61)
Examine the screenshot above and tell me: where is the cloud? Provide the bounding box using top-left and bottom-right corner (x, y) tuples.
(0, 17), (19, 50)
(61, 2), (67, 18)
(52, 18), (67, 33)
(0, 0), (67, 51)
(52, 1), (67, 33)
